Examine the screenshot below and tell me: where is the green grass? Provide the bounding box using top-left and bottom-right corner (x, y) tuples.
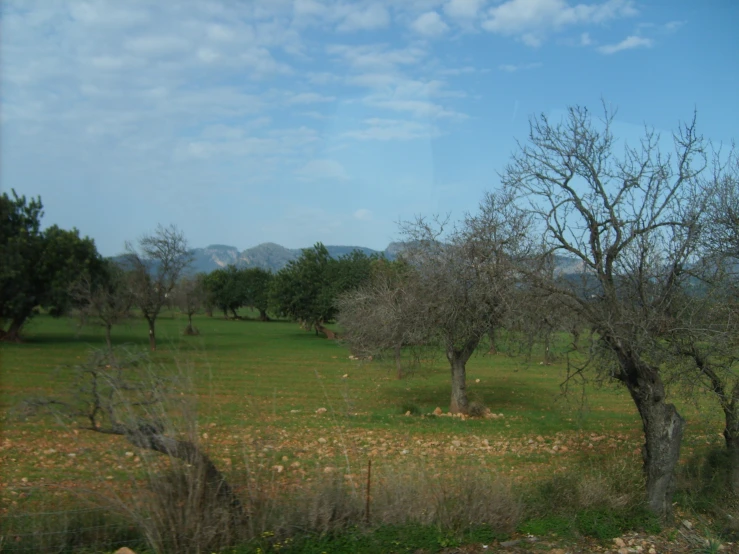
(0, 313), (733, 552)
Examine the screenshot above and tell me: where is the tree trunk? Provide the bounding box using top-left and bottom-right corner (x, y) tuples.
(446, 339), (478, 414)
(223, 308), (228, 319)
(147, 319), (157, 351)
(543, 327), (553, 365)
(124, 424), (244, 518)
(258, 309), (270, 322)
(394, 344), (403, 380)
(1, 316), (26, 342)
(230, 307), (238, 319)
(486, 328), (497, 355)
(617, 351), (684, 520)
(105, 324), (112, 351)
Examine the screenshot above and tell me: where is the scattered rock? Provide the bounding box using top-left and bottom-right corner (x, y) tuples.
(613, 538), (626, 548)
(272, 465), (284, 473)
(451, 440), (462, 447)
(618, 548), (630, 554)
(323, 466), (334, 473)
(500, 539), (521, 547)
(316, 407), (327, 414)
(318, 437), (327, 444)
(682, 520), (693, 530)
(342, 374), (348, 378)
(475, 378), (481, 383)
(536, 435), (545, 443)
(405, 411), (411, 416)
(114, 548), (137, 554)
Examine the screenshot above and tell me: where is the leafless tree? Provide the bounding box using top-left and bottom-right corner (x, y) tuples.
(397, 192), (532, 413)
(337, 260), (430, 379)
(665, 148), (739, 492)
(124, 225), (192, 351)
(173, 274), (207, 335)
(501, 104), (709, 518)
(23, 347), (244, 542)
(69, 262), (134, 350)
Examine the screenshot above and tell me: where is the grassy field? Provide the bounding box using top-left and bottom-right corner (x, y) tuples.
(0, 313), (732, 553)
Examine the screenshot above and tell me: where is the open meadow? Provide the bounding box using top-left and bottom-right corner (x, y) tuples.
(0, 313), (734, 553)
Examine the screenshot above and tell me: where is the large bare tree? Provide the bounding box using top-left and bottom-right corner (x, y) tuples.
(501, 104), (709, 518)
(398, 192), (531, 413)
(124, 225), (192, 351)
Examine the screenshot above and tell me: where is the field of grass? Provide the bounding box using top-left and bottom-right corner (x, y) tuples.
(0, 312), (733, 553)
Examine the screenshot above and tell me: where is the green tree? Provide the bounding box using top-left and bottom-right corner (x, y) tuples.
(270, 243), (375, 335)
(203, 265), (248, 319)
(241, 268), (274, 321)
(1, 190), (103, 341)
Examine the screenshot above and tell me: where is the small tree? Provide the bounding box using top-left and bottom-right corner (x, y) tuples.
(124, 225), (192, 351)
(69, 260), (134, 350)
(174, 274), (207, 335)
(501, 104), (709, 518)
(203, 265), (247, 319)
(241, 268), (273, 321)
(338, 259), (429, 378)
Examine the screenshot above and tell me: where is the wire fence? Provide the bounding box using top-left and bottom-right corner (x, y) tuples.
(0, 483), (146, 553)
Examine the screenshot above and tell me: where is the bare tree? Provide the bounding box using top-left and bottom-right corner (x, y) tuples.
(501, 104), (709, 518)
(396, 192), (531, 413)
(173, 274), (207, 335)
(338, 260), (429, 379)
(23, 347), (244, 546)
(124, 225), (192, 351)
(69, 261), (134, 350)
(666, 149), (739, 492)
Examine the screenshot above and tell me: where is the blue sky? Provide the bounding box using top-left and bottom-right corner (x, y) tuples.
(2, 0), (737, 256)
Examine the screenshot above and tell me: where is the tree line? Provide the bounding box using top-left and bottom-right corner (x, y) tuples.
(3, 103), (738, 520)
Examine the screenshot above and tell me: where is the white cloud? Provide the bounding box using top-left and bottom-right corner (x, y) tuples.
(286, 92), (336, 105)
(580, 32), (592, 45)
(444, 0), (487, 19)
(125, 35), (190, 56)
(327, 43), (427, 71)
(368, 98), (467, 120)
(411, 11), (450, 37)
(342, 118), (441, 141)
(597, 35), (652, 54)
(482, 0), (637, 46)
(295, 159), (350, 181)
(353, 208), (373, 221)
(337, 3), (390, 32)
(498, 62), (542, 72)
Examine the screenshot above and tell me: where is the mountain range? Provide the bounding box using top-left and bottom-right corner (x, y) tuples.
(188, 242), (403, 274)
(186, 242), (585, 275)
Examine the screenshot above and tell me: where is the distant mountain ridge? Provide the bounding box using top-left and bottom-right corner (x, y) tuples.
(117, 242), (584, 275)
(188, 242), (403, 274)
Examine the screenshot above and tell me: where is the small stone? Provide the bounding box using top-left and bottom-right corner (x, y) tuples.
(475, 378), (480, 383)
(318, 437), (327, 444)
(405, 411), (411, 416)
(316, 407), (327, 414)
(648, 549), (656, 554)
(125, 451), (134, 457)
(613, 538), (626, 548)
(290, 461), (301, 468)
(536, 435), (545, 443)
(323, 466), (334, 473)
(273, 465), (284, 473)
(500, 539), (520, 547)
(433, 407), (443, 416)
(114, 548), (137, 554)
(401, 449), (409, 455)
(482, 439), (490, 447)
(451, 440), (462, 447)
(682, 520), (693, 530)
(342, 374), (348, 379)
(618, 549), (629, 554)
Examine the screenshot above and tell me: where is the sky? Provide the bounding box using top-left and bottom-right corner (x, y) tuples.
(1, 0), (737, 256)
